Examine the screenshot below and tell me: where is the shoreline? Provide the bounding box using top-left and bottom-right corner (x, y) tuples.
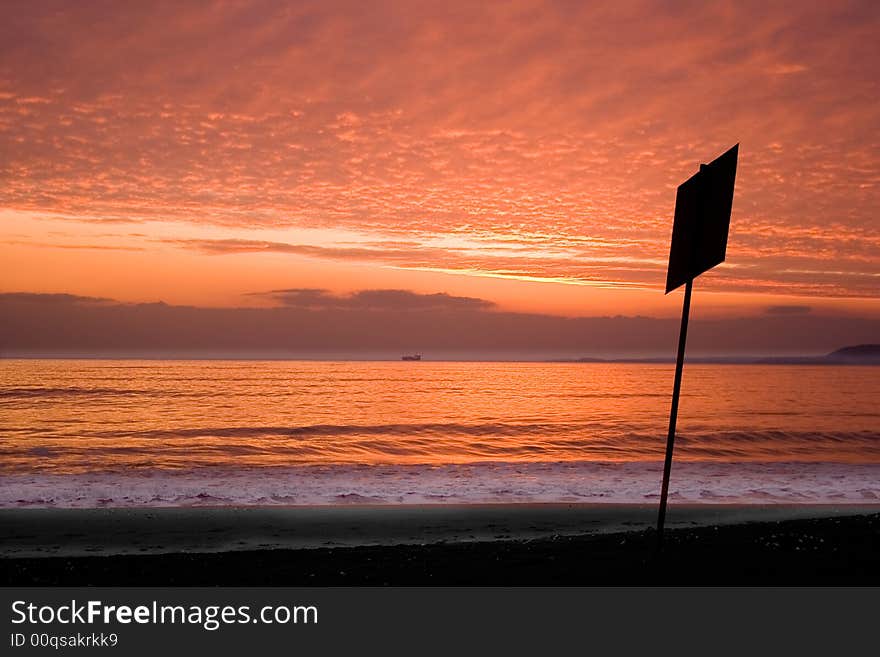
(1, 507), (878, 585)
(6, 461), (880, 508)
(2, 502), (878, 557)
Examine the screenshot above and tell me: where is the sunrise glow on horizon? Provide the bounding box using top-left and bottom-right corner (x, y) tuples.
(1, 1), (878, 322)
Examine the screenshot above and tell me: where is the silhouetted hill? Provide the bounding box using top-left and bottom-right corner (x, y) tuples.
(553, 344), (880, 365)
(723, 343), (880, 364)
(826, 344), (880, 362)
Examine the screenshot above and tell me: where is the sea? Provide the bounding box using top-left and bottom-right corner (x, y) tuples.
(1, 360), (878, 507)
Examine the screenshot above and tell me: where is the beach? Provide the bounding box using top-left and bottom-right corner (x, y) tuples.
(2, 504), (879, 585)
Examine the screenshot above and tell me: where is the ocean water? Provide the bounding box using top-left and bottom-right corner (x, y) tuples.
(0, 360), (878, 507)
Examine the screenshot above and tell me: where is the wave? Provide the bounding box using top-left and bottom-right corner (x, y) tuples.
(676, 430), (880, 459)
(86, 421), (589, 439)
(0, 386), (153, 399)
(1, 429), (877, 475)
(56, 423), (880, 447)
(2, 460), (879, 508)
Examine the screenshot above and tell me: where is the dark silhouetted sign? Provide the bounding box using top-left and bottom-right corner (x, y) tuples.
(656, 144), (738, 552)
(665, 144), (738, 293)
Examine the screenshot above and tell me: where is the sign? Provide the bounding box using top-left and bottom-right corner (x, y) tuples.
(665, 143), (738, 293)
(656, 143), (739, 551)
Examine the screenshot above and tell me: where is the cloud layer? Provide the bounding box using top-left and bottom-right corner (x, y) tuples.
(252, 288), (495, 311)
(0, 1), (878, 301)
(1, 291), (877, 356)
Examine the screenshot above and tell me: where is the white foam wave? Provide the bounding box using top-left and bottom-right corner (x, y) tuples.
(2, 461), (879, 508)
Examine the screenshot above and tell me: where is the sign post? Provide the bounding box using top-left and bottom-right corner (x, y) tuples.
(657, 143), (739, 551)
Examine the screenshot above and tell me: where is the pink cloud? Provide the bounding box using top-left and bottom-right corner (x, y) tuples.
(0, 1), (877, 299)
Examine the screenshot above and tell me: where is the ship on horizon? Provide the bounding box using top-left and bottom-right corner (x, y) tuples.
(401, 354), (422, 361)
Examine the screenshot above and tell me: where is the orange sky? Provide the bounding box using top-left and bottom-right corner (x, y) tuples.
(1, 1), (878, 320)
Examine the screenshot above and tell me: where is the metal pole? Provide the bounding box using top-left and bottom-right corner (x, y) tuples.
(657, 278), (693, 552)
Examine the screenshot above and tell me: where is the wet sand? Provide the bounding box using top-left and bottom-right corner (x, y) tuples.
(2, 504), (878, 584)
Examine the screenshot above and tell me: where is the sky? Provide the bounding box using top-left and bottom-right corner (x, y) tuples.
(0, 1), (878, 354)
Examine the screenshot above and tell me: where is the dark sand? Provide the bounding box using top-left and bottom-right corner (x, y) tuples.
(2, 504), (878, 585)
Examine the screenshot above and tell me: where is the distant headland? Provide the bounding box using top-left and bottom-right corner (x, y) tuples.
(751, 344), (880, 365)
(824, 344), (880, 361)
(551, 344), (880, 365)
